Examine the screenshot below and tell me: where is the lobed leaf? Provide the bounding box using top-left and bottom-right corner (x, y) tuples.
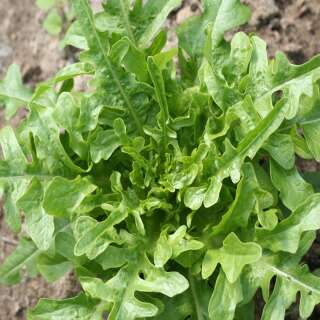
(1, 0), (320, 319)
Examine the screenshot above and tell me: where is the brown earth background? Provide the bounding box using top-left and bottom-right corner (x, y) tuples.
(0, 0), (320, 319)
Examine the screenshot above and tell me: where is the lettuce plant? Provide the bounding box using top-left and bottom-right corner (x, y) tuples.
(36, 0), (73, 36)
(1, 0), (320, 319)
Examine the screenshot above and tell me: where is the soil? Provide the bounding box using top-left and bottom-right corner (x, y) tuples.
(0, 0), (320, 319)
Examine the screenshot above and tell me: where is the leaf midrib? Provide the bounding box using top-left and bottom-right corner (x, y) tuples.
(210, 66), (320, 182)
(267, 263), (320, 296)
(79, 0), (144, 135)
(139, 0), (182, 48)
(1, 247), (40, 280)
(257, 66), (320, 104)
(228, 65), (320, 118)
(0, 225), (70, 281)
(211, 0), (227, 45)
(214, 99), (284, 182)
(0, 174), (54, 180)
(0, 93), (29, 105)
(119, 0), (136, 44)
